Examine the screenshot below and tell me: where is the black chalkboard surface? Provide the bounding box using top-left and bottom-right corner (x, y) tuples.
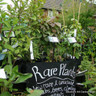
(26, 60), (79, 96)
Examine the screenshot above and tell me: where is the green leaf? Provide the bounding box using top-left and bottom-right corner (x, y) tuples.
(8, 54), (12, 64)
(12, 65), (18, 73)
(2, 27), (11, 31)
(27, 89), (44, 96)
(15, 73), (32, 84)
(13, 18), (19, 25)
(0, 46), (2, 52)
(88, 93), (94, 96)
(83, 80), (94, 85)
(3, 21), (11, 28)
(0, 78), (5, 82)
(9, 66), (19, 81)
(26, 88), (32, 93)
(31, 21), (38, 25)
(73, 43), (81, 48)
(14, 71), (22, 76)
(4, 65), (12, 75)
(0, 79), (9, 87)
(15, 31), (21, 36)
(25, 30), (31, 33)
(86, 72), (96, 75)
(7, 5), (11, 10)
(9, 73), (16, 81)
(31, 16), (36, 21)
(0, 91), (11, 96)
(75, 52), (80, 59)
(0, 2), (7, 5)
(15, 49), (19, 54)
(0, 82), (3, 86)
(1, 12), (6, 18)
(14, 26), (24, 30)
(4, 43), (14, 52)
(89, 87), (96, 92)
(37, 34), (42, 38)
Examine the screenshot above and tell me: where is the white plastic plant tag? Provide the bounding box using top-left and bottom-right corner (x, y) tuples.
(12, 42), (18, 48)
(68, 37), (77, 43)
(0, 69), (7, 79)
(11, 31), (15, 37)
(55, 22), (61, 28)
(0, 34), (1, 41)
(66, 54), (75, 59)
(2, 49), (7, 53)
(30, 41), (34, 60)
(48, 36), (59, 43)
(74, 29), (77, 37)
(4, 31), (15, 37)
(0, 54), (5, 60)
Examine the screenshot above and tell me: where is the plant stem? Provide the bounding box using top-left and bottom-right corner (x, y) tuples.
(0, 23), (3, 34)
(8, 26), (13, 38)
(13, 59), (17, 66)
(91, 53), (94, 64)
(1, 86), (8, 93)
(74, 47), (76, 57)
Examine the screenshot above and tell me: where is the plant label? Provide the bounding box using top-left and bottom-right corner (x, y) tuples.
(26, 60), (80, 96)
(2, 49), (8, 53)
(4, 31), (15, 37)
(0, 69), (7, 79)
(74, 29), (77, 37)
(68, 37), (77, 43)
(0, 54), (5, 60)
(30, 41), (34, 60)
(48, 36), (59, 43)
(12, 42), (18, 48)
(0, 34), (1, 41)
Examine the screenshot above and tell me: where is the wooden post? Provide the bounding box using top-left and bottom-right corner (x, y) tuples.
(62, 7), (65, 27)
(72, 0), (75, 19)
(78, 2), (82, 23)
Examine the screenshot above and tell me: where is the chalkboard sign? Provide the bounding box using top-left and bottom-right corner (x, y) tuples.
(26, 60), (79, 96)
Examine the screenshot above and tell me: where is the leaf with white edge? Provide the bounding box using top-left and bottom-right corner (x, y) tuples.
(88, 93), (94, 96)
(15, 73), (32, 83)
(89, 87), (96, 92)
